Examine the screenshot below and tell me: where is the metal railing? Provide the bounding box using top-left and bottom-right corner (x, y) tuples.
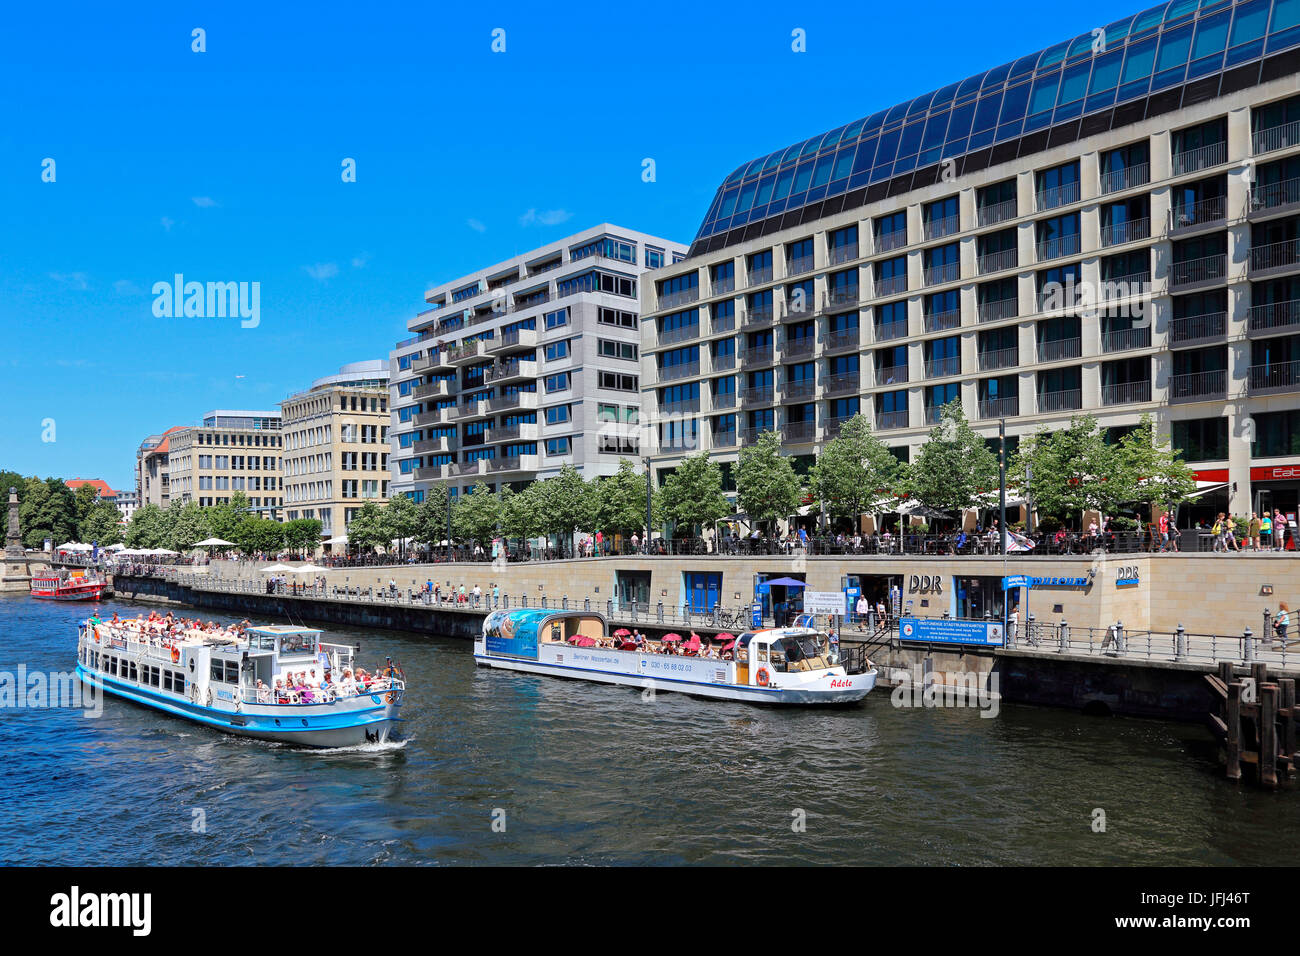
(1170, 369), (1227, 403)
(1170, 253), (1227, 287)
(657, 361), (700, 382)
(1036, 180), (1081, 211)
(977, 396), (1019, 419)
(748, 266), (773, 285)
(782, 379), (816, 402)
(782, 336), (815, 358)
(874, 229), (908, 253)
(711, 312), (735, 334)
(783, 420), (816, 443)
(1036, 233), (1081, 261)
(876, 409), (909, 430)
(1253, 119), (1300, 156)
(874, 318), (909, 341)
(711, 350), (736, 371)
(658, 288), (699, 309)
(1171, 311), (1227, 343)
(1171, 140), (1227, 176)
(923, 309), (961, 333)
(787, 255), (816, 277)
(1101, 380), (1152, 405)
(1037, 337), (1082, 362)
(1249, 360), (1300, 393)
(978, 248), (1018, 274)
(978, 297), (1018, 322)
(711, 276), (736, 296)
(977, 198), (1017, 227)
(978, 347), (1018, 371)
(743, 306), (774, 326)
(1248, 299), (1300, 333)
(1100, 217), (1151, 246)
(1250, 176), (1300, 213)
(875, 275), (908, 297)
(657, 323), (700, 346)
(924, 213), (960, 240)
(1100, 162), (1150, 194)
(924, 261), (961, 285)
(1037, 388), (1082, 412)
(923, 355), (961, 378)
(825, 328), (860, 351)
(738, 384), (775, 406)
(824, 372), (860, 396)
(1251, 239), (1300, 273)
(874, 365), (909, 386)
(738, 345), (774, 367)
(823, 288), (861, 309)
(830, 243), (859, 265)
(1170, 194), (1227, 230)
(1100, 326), (1152, 352)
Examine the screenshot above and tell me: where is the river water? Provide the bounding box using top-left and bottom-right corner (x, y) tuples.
(1, 593), (1295, 866)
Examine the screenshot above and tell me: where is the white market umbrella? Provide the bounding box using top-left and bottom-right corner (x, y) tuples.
(260, 563), (295, 573)
(104, 543), (126, 551)
(324, 535), (348, 545)
(56, 542), (91, 551)
(291, 563), (328, 574)
(149, 548), (179, 556)
(194, 537), (235, 547)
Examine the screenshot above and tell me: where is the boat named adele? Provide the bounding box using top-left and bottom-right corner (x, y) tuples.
(475, 608), (877, 704)
(77, 620), (403, 747)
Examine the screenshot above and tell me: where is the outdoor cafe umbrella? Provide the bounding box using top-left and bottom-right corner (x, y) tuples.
(260, 563), (294, 573)
(291, 563), (329, 574)
(56, 542), (91, 551)
(662, 633), (683, 642)
(194, 538), (235, 547)
(613, 628), (632, 637)
(763, 577), (807, 588)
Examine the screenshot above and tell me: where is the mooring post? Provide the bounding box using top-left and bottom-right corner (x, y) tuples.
(1243, 626), (1255, 664)
(1261, 682), (1279, 788)
(1174, 623), (1187, 661)
(1226, 681), (1243, 781)
(1058, 619), (1069, 653)
(1219, 660), (1235, 688)
(1280, 678), (1297, 764)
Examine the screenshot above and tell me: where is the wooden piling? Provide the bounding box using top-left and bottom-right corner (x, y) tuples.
(1261, 683), (1279, 789)
(1226, 681), (1242, 781)
(1281, 679), (1296, 763)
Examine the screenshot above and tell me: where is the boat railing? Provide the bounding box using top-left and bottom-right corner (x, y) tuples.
(238, 678), (405, 706)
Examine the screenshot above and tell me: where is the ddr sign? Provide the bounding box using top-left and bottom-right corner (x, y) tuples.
(899, 617), (1005, 647)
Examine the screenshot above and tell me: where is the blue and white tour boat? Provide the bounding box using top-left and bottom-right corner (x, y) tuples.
(475, 608), (877, 705)
(77, 619), (404, 747)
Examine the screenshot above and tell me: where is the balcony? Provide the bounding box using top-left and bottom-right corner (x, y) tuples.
(783, 420), (816, 443)
(1037, 337), (1082, 362)
(1037, 389), (1082, 412)
(1100, 217), (1151, 247)
(1249, 360), (1300, 394)
(977, 198), (1017, 227)
(1169, 253), (1227, 288)
(1100, 326), (1152, 352)
(978, 297), (1018, 323)
(978, 347), (1018, 371)
(787, 254), (816, 277)
(874, 318), (909, 341)
(1036, 233), (1081, 261)
(1251, 177), (1300, 216)
(1036, 181), (1081, 211)
(742, 306), (775, 327)
(1170, 370), (1227, 403)
(824, 372), (860, 396)
(487, 391), (539, 413)
(1100, 271), (1152, 300)
(782, 378), (817, 402)
(875, 365), (909, 387)
(978, 396), (1019, 419)
(1101, 380), (1152, 405)
(830, 243), (859, 265)
(978, 248), (1018, 274)
(739, 345), (774, 367)
(749, 265), (774, 286)
(658, 360), (701, 382)
(875, 275), (908, 297)
(412, 436), (454, 456)
(489, 422), (539, 443)
(738, 384), (775, 407)
(711, 312), (736, 334)
(875, 230), (908, 253)
(1254, 119), (1300, 156)
(711, 276), (736, 297)
(412, 407), (453, 428)
(417, 349), (456, 372)
(738, 425), (768, 446)
(657, 323), (700, 347)
(923, 355), (961, 378)
(711, 349), (737, 370)
(1250, 239), (1300, 276)
(924, 309), (961, 333)
(924, 213), (960, 241)
(660, 396), (701, 415)
(923, 405), (945, 425)
(1100, 162), (1150, 195)
(711, 427), (738, 448)
(875, 410), (909, 430)
(825, 327), (860, 353)
(1169, 195), (1227, 233)
(824, 416), (852, 438)
(710, 389), (736, 409)
(412, 379), (454, 401)
(782, 336), (815, 359)
(1171, 311), (1228, 345)
(924, 261), (961, 286)
(822, 288), (861, 311)
(1249, 299), (1300, 335)
(412, 465), (449, 482)
(488, 454), (540, 474)
(658, 288), (699, 310)
(487, 328), (538, 353)
(1172, 141), (1227, 176)
(486, 360), (536, 385)
(453, 460), (486, 478)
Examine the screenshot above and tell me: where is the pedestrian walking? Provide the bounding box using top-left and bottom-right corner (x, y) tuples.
(855, 594), (869, 630)
(1248, 512), (1261, 551)
(1261, 511), (1273, 549)
(1274, 602), (1291, 647)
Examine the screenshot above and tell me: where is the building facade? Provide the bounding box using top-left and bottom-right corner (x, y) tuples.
(389, 224), (687, 502)
(280, 360), (392, 540)
(137, 427), (181, 509)
(640, 0), (1300, 519)
(166, 410), (284, 515)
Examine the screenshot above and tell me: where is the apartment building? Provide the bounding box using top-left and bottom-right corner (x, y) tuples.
(280, 360), (391, 540)
(389, 224), (687, 502)
(166, 410), (284, 515)
(137, 427), (182, 508)
(640, 0), (1300, 518)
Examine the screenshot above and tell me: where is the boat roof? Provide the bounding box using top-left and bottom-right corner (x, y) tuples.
(246, 625), (321, 634)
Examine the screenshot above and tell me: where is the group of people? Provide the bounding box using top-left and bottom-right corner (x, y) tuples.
(255, 665), (394, 705)
(584, 629), (737, 660)
(419, 580), (499, 608)
(88, 608), (250, 645)
(1206, 510), (1295, 552)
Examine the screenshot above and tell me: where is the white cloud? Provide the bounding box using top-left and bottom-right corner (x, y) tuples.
(48, 272), (90, 291)
(519, 208), (572, 227)
(467, 218), (487, 233)
(351, 253), (370, 269)
(113, 279), (144, 295)
(304, 262), (339, 281)
(191, 196), (218, 208)
(161, 216), (175, 232)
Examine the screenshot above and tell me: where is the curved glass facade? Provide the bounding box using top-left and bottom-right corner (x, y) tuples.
(692, 0), (1300, 245)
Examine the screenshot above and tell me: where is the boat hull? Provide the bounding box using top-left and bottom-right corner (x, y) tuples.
(77, 665), (402, 748)
(474, 653), (876, 705)
(31, 585), (105, 601)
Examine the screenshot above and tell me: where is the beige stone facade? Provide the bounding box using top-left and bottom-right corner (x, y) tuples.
(166, 411), (283, 515)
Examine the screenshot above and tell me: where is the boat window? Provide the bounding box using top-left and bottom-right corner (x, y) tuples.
(278, 632), (318, 656)
(249, 632), (275, 651)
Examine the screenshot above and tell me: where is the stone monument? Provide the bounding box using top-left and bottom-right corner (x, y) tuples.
(1, 486), (39, 591)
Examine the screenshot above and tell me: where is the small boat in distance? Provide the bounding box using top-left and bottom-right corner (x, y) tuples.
(77, 620), (404, 747)
(31, 572), (106, 601)
(475, 609), (877, 705)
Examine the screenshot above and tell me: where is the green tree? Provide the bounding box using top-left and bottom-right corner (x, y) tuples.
(499, 484), (539, 542)
(452, 482), (502, 546)
(19, 477), (78, 548)
(280, 518), (322, 557)
(655, 451), (732, 534)
(414, 484), (452, 546)
(594, 459), (649, 539)
(528, 466), (594, 547)
(125, 503), (169, 549)
(1115, 414), (1198, 516)
(381, 494), (419, 556)
(808, 414), (900, 522)
(80, 501), (125, 546)
(205, 490), (252, 542)
(735, 432), (802, 529)
(72, 483), (100, 531)
(168, 501), (210, 551)
(1012, 414), (1120, 526)
(903, 401), (1000, 514)
(346, 501), (388, 551)
(233, 515), (284, 555)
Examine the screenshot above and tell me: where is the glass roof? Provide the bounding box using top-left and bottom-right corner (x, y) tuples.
(692, 0), (1300, 244)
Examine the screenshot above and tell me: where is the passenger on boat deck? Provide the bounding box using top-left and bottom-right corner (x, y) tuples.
(339, 669), (356, 696)
(255, 679), (271, 703)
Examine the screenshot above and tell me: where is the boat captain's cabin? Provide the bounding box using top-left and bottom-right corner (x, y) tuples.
(736, 628), (840, 672)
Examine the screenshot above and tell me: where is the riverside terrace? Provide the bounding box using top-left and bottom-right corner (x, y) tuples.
(103, 549), (1300, 646)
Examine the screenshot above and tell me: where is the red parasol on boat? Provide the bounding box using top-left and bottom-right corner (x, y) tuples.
(573, 636), (597, 647)
(662, 633), (683, 642)
(613, 628), (632, 637)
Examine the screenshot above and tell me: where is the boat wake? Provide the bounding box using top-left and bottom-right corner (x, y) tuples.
(295, 738), (410, 755)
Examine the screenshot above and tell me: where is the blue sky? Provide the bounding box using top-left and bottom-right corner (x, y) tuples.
(0, 0), (1144, 491)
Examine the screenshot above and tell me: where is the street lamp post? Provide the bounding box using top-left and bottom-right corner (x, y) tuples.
(643, 456), (653, 554)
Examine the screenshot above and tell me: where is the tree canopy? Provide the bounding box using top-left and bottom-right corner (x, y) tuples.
(903, 401), (1001, 514)
(807, 414), (900, 521)
(735, 432), (802, 527)
(656, 451), (732, 533)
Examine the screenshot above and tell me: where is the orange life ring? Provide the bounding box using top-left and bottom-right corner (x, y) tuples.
(755, 667), (771, 687)
(171, 647), (180, 664)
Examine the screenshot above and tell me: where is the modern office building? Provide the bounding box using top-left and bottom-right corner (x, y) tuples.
(389, 224), (688, 502)
(280, 360), (391, 541)
(640, 0), (1300, 518)
(166, 410), (284, 515)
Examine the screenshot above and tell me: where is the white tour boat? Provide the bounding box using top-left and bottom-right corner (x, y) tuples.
(76, 620), (404, 747)
(475, 608), (877, 705)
